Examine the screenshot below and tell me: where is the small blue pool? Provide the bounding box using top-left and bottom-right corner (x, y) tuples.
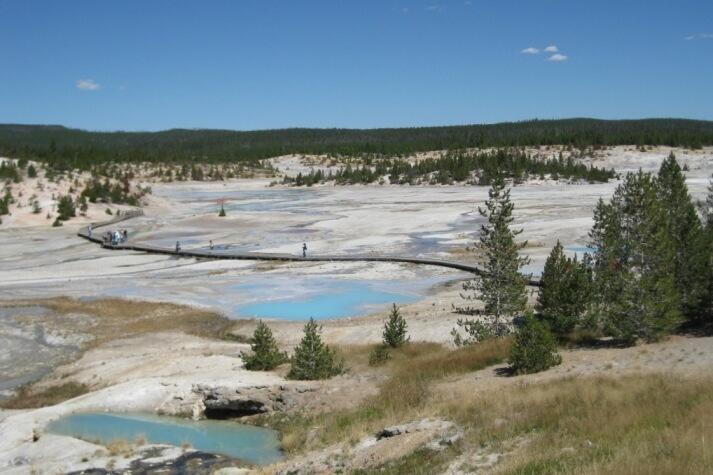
(565, 245), (596, 255)
(234, 279), (424, 320)
(47, 412), (282, 465)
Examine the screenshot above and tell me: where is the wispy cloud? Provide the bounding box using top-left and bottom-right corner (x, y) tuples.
(76, 78), (100, 91)
(548, 53), (568, 62)
(684, 32), (713, 40)
(521, 44), (570, 62)
(521, 47), (540, 54)
(425, 4), (444, 12)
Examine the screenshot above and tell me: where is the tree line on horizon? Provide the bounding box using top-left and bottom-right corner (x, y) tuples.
(1, 118), (713, 170)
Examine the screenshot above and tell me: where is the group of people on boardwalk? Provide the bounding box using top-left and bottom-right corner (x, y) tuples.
(104, 228), (128, 246)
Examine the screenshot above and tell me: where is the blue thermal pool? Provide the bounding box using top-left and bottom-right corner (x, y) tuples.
(233, 278), (426, 320)
(565, 245), (596, 254)
(47, 412), (283, 465)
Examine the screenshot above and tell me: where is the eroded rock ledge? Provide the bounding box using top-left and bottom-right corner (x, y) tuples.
(162, 383), (317, 420)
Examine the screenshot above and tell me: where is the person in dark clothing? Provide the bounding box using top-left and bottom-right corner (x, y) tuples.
(176, 241), (181, 253)
(302, 242), (307, 258)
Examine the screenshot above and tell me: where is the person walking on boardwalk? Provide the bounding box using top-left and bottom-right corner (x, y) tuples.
(176, 241), (181, 253)
(302, 242), (307, 258)
(209, 240), (214, 251)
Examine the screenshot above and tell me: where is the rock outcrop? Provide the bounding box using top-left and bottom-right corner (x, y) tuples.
(192, 383), (316, 419)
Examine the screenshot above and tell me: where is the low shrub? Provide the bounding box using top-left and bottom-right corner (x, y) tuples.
(368, 344), (391, 366)
(509, 313), (562, 375)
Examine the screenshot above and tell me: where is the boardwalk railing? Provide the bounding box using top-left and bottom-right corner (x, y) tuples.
(78, 210), (542, 287)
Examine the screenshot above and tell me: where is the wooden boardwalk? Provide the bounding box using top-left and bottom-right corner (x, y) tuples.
(78, 210), (542, 287)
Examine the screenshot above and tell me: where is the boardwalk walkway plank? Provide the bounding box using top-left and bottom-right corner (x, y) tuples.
(77, 210), (541, 287)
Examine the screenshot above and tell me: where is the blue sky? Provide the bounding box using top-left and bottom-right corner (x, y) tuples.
(1, 0), (712, 131)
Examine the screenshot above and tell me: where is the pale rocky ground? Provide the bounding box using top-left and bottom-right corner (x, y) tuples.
(0, 158), (147, 229)
(0, 146), (711, 473)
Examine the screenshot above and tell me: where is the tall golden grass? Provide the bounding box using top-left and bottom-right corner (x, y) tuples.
(6, 297), (234, 345)
(270, 337), (713, 475)
(0, 382), (90, 409)
(273, 338), (511, 453)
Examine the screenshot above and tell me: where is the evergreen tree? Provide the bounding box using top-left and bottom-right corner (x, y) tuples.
(590, 171), (682, 344)
(701, 174), (713, 228)
(0, 190), (9, 216)
(536, 240), (592, 337)
(288, 318), (343, 380)
(78, 195), (89, 215)
(27, 164), (37, 178)
(240, 320), (287, 371)
(509, 312), (562, 375)
(699, 175), (713, 322)
(218, 203), (226, 217)
(382, 304), (409, 348)
(455, 176), (530, 341)
(56, 195), (76, 221)
(657, 153), (708, 321)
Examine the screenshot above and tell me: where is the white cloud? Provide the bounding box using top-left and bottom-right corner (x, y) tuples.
(548, 53), (568, 62)
(426, 4), (444, 11)
(400, 7), (409, 13)
(544, 45), (559, 53)
(685, 32), (713, 40)
(76, 79), (100, 91)
(521, 47), (540, 54)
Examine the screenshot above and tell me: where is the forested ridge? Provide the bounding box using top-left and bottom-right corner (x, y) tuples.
(1, 118), (712, 169)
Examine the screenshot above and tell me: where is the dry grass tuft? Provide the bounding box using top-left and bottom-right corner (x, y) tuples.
(5, 297), (235, 346)
(272, 335), (713, 475)
(446, 373), (713, 475)
(272, 339), (511, 453)
(0, 382), (90, 409)
(106, 438), (133, 457)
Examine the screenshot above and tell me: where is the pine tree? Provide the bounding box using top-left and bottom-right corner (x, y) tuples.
(240, 320), (287, 371)
(27, 164), (37, 178)
(288, 318), (343, 380)
(509, 312), (562, 375)
(700, 175), (713, 322)
(382, 304), (409, 348)
(536, 240), (592, 337)
(701, 174), (713, 229)
(79, 195), (89, 215)
(455, 176), (530, 341)
(591, 171), (682, 344)
(0, 192), (8, 216)
(56, 195), (76, 221)
(657, 153), (707, 321)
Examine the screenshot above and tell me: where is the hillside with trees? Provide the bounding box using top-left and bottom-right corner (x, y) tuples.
(1, 118), (712, 170)
(281, 148), (616, 186)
